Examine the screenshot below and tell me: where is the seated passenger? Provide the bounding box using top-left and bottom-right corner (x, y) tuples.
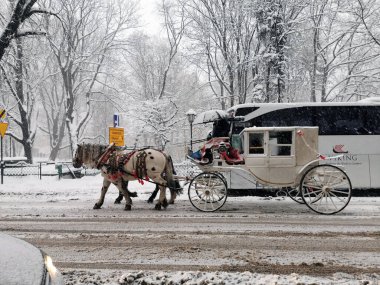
(218, 142), (244, 165)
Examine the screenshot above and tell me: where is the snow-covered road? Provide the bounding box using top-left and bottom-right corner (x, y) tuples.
(0, 176), (379, 284)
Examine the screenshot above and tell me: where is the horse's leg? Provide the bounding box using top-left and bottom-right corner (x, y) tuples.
(169, 168), (179, 204)
(117, 180), (133, 211)
(114, 191), (124, 204)
(155, 184), (168, 210)
(147, 184), (159, 203)
(94, 179), (111, 209)
(115, 180), (138, 204)
(169, 179), (182, 204)
(115, 181), (128, 204)
(168, 188), (176, 204)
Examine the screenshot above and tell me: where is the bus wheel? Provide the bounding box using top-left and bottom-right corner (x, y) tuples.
(300, 165), (352, 215)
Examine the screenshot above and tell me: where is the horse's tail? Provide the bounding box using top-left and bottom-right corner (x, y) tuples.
(165, 155), (183, 195)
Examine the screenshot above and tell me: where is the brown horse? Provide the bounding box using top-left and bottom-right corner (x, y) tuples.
(72, 143), (181, 210)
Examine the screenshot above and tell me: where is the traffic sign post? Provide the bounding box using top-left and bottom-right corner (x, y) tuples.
(113, 114), (119, 127)
(0, 109), (6, 120)
(109, 127), (124, 147)
(0, 108), (8, 184)
(0, 122), (8, 184)
(1, 136), (3, 184)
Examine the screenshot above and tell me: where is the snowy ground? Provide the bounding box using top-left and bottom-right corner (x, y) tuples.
(0, 175), (379, 285)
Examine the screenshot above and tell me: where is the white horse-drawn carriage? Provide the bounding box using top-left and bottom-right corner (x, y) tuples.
(73, 111), (352, 215)
(186, 126), (352, 215)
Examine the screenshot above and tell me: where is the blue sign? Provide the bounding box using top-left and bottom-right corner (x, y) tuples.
(113, 114), (119, 127)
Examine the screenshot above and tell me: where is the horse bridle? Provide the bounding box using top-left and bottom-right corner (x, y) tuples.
(73, 144), (84, 167)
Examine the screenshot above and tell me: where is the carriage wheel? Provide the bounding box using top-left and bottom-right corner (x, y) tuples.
(285, 187), (305, 204)
(300, 164), (352, 215)
(188, 172), (228, 212)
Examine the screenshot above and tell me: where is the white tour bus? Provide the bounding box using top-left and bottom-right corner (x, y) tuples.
(225, 98), (380, 190)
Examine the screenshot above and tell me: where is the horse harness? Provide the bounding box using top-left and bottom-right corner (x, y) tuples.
(96, 147), (154, 184)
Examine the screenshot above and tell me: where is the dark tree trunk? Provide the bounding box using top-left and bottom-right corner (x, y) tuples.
(321, 67), (328, 102)
(0, 0), (37, 62)
(48, 116), (66, 161)
(265, 65), (271, 102)
(15, 38), (33, 163)
(311, 29), (318, 102)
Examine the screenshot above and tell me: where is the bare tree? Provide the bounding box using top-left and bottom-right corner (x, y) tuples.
(124, 0), (186, 150)
(183, 0), (256, 107)
(0, 37), (41, 163)
(44, 0), (138, 156)
(38, 54), (67, 161)
(302, 0), (380, 102)
(0, 0), (56, 62)
(182, 0), (305, 105)
(356, 0), (380, 46)
(0, 0), (58, 162)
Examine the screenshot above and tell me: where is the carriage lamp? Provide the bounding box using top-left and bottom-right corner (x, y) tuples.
(186, 109), (197, 151)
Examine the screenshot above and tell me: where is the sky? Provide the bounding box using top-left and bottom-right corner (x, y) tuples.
(139, 0), (163, 36)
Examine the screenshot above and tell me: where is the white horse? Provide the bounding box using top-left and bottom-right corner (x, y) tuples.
(72, 143), (181, 210)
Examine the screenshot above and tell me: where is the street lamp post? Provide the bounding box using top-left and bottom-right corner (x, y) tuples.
(186, 109), (196, 152)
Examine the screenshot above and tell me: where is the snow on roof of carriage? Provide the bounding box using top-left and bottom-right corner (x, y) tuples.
(193, 110), (228, 125)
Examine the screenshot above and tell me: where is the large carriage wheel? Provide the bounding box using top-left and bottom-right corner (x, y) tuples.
(188, 172), (228, 212)
(300, 164), (352, 215)
(285, 187), (305, 204)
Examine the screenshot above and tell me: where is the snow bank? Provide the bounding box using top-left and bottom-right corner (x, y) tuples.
(62, 269), (380, 285)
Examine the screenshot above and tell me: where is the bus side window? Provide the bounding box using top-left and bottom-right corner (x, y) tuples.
(249, 133), (264, 154)
(365, 106), (380, 135)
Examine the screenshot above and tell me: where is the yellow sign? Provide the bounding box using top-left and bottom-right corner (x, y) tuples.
(0, 122), (8, 138)
(0, 109), (6, 119)
(109, 127), (124, 146)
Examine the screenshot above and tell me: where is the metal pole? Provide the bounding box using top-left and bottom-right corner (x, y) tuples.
(190, 122), (193, 151)
(1, 136), (3, 184)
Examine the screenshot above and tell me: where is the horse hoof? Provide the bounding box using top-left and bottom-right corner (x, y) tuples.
(155, 204), (162, 210)
(124, 205), (132, 211)
(147, 198), (154, 204)
(130, 192), (138, 198)
(162, 199), (168, 209)
(168, 200), (174, 205)
(114, 199), (122, 204)
(93, 203), (101, 209)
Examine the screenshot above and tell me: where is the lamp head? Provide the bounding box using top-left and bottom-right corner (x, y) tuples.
(186, 109), (196, 124)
